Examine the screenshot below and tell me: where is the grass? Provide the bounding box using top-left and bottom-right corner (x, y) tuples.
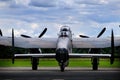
(69, 58), (120, 68)
(0, 58), (120, 68)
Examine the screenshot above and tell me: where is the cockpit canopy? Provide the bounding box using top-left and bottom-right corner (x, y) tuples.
(59, 26), (70, 37)
(60, 26), (70, 32)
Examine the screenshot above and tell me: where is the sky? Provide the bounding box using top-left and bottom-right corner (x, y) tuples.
(0, 0), (120, 38)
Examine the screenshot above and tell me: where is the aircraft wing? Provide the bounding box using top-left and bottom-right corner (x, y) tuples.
(15, 53), (56, 58)
(14, 53), (111, 58)
(73, 37), (120, 48)
(0, 37), (57, 48)
(69, 53), (111, 58)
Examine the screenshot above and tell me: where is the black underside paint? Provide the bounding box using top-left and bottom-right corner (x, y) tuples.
(29, 48), (40, 53)
(55, 48), (69, 63)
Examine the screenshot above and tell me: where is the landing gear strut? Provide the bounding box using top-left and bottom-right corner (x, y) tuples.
(92, 57), (99, 70)
(60, 62), (65, 72)
(32, 57), (39, 70)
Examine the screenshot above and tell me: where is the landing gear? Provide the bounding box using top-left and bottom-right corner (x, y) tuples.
(55, 48), (69, 72)
(92, 57), (99, 70)
(32, 57), (39, 70)
(60, 63), (65, 72)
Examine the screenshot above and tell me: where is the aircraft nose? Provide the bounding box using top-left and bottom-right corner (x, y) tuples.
(55, 48), (69, 63)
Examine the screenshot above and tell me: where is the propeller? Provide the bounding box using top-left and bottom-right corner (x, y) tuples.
(0, 29), (3, 36)
(21, 28), (47, 38)
(38, 28), (47, 38)
(79, 27), (106, 38)
(12, 29), (15, 64)
(12, 29), (14, 49)
(79, 35), (89, 38)
(97, 27), (106, 38)
(21, 34), (31, 38)
(21, 28), (47, 55)
(110, 29), (114, 64)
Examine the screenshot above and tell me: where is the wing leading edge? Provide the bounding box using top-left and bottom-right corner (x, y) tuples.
(0, 37), (57, 48)
(14, 53), (111, 58)
(0, 36), (120, 49)
(73, 37), (120, 48)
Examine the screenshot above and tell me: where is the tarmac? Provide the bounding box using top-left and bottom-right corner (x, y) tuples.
(0, 67), (120, 80)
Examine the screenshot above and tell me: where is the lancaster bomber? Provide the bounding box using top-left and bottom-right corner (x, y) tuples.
(0, 26), (120, 72)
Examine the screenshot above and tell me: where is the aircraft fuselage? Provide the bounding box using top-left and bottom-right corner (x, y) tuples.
(55, 26), (72, 67)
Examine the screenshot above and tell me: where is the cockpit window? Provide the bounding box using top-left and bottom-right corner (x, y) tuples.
(59, 26), (71, 37)
(61, 26), (70, 31)
(60, 31), (68, 37)
(62, 28), (68, 31)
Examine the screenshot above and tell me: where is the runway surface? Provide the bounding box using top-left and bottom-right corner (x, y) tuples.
(0, 67), (120, 80)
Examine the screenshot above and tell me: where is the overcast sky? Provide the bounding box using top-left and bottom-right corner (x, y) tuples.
(0, 0), (120, 38)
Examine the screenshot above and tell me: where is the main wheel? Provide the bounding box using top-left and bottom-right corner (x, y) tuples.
(92, 58), (99, 70)
(32, 57), (38, 70)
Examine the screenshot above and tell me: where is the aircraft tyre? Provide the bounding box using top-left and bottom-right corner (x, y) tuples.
(92, 57), (99, 70)
(32, 57), (38, 70)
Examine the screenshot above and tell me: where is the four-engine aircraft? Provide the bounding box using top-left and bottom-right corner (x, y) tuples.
(0, 26), (120, 72)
